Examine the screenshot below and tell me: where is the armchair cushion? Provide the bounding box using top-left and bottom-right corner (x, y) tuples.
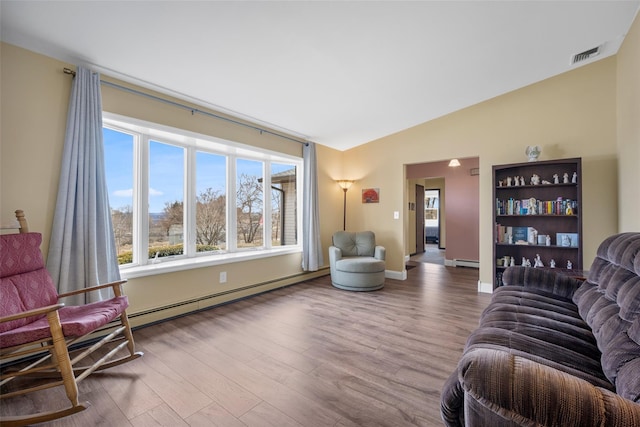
(332, 230), (376, 257)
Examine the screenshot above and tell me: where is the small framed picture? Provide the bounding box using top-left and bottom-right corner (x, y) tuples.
(362, 188), (380, 203)
(556, 232), (579, 247)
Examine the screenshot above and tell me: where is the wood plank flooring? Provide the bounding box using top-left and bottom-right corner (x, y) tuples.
(1, 262), (491, 426)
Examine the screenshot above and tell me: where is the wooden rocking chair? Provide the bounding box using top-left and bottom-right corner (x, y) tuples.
(1, 210), (143, 426)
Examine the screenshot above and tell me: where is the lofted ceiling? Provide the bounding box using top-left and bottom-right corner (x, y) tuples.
(1, 1), (639, 151)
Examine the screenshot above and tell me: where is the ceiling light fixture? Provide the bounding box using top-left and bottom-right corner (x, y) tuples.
(448, 159), (461, 167)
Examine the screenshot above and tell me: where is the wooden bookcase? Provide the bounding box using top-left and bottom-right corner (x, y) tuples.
(493, 158), (582, 288)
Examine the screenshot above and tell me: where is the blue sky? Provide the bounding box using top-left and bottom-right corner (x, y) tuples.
(104, 128), (293, 214)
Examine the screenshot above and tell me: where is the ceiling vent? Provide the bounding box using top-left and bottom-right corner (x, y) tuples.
(572, 46), (600, 64)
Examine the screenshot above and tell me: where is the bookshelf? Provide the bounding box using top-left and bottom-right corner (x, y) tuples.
(493, 158), (582, 288)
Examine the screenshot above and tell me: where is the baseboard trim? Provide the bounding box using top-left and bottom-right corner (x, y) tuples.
(477, 280), (494, 294)
(386, 269), (407, 280)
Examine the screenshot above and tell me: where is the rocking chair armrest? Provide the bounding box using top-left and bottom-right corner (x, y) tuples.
(57, 279), (128, 299)
(0, 303), (65, 324)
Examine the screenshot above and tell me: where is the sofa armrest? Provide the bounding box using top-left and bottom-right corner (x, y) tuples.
(501, 266), (583, 299)
(374, 245), (385, 261)
(458, 348), (640, 426)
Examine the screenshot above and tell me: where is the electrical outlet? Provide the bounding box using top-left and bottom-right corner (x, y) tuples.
(219, 271), (227, 283)
(393, 211), (400, 219)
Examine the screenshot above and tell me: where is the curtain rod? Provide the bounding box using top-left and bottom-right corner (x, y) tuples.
(63, 67), (308, 146)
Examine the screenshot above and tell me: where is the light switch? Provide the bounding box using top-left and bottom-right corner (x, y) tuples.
(393, 211), (400, 219)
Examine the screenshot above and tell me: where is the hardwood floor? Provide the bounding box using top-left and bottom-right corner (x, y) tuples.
(1, 263), (491, 426)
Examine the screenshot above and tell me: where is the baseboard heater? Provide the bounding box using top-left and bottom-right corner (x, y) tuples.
(129, 267), (329, 326)
(453, 259), (480, 268)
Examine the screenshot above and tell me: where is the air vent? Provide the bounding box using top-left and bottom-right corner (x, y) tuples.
(572, 46), (600, 64)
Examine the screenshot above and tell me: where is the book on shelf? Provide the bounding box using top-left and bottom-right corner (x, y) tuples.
(495, 197), (578, 216)
(495, 224), (529, 244)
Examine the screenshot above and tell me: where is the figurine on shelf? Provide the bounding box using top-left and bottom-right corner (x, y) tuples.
(520, 176), (525, 186)
(508, 234), (513, 244)
(550, 259), (556, 268)
(513, 176), (519, 186)
(530, 174), (540, 185)
(510, 257), (515, 267)
(521, 257), (527, 266)
(507, 176), (512, 186)
(563, 172), (570, 183)
(567, 260), (573, 270)
(526, 145), (541, 162)
(534, 254), (544, 268)
(546, 235), (551, 246)
(542, 179), (551, 185)
(553, 173), (559, 184)
(572, 172), (578, 183)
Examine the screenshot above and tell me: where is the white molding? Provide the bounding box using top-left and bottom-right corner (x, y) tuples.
(386, 269), (407, 281)
(477, 280), (494, 294)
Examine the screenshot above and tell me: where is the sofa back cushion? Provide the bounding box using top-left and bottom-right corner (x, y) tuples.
(332, 231), (376, 257)
(0, 233), (58, 333)
(573, 232), (640, 402)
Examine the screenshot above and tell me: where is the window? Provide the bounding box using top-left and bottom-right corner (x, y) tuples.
(103, 113), (302, 275)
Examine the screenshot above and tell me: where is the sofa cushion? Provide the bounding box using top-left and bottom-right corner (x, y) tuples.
(573, 233), (640, 397)
(466, 286), (611, 389)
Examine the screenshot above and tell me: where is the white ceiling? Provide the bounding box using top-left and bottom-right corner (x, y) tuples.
(2, 1), (639, 151)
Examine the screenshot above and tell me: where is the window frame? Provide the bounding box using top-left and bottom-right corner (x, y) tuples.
(103, 112), (303, 279)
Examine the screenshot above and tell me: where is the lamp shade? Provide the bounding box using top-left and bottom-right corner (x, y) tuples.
(336, 180), (354, 190)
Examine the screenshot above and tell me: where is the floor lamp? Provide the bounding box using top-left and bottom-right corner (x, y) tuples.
(336, 180), (354, 231)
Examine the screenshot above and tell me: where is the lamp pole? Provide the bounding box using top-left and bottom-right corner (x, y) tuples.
(336, 180), (353, 231)
(342, 187), (348, 231)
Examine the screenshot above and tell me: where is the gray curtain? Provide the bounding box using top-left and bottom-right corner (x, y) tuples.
(47, 66), (120, 304)
(301, 142), (323, 271)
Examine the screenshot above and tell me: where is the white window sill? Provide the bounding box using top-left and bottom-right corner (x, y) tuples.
(120, 246), (302, 279)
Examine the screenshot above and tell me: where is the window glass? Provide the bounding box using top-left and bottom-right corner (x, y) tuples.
(104, 127), (135, 265)
(149, 140), (184, 259)
(236, 159), (263, 249)
(271, 163), (297, 246)
(103, 114), (302, 273)
(196, 151), (227, 252)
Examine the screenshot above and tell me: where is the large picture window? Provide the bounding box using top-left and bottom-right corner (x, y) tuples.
(103, 113), (302, 276)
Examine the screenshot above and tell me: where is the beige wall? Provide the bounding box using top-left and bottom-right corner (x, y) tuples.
(2, 10), (638, 311)
(344, 55), (620, 287)
(617, 11), (640, 231)
(0, 43), (341, 326)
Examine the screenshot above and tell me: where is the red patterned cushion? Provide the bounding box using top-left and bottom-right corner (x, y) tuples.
(0, 296), (129, 348)
(1, 233), (58, 334)
(1, 233), (46, 278)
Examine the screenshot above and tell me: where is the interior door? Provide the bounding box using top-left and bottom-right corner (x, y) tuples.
(415, 184), (425, 254)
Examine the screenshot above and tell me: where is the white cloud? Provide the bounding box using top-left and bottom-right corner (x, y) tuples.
(113, 188), (164, 197)
(113, 189), (133, 197)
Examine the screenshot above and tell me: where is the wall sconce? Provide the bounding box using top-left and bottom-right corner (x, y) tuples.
(448, 158), (461, 167)
(336, 180), (354, 230)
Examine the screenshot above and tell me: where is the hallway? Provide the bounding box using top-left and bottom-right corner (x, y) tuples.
(410, 244), (445, 265)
